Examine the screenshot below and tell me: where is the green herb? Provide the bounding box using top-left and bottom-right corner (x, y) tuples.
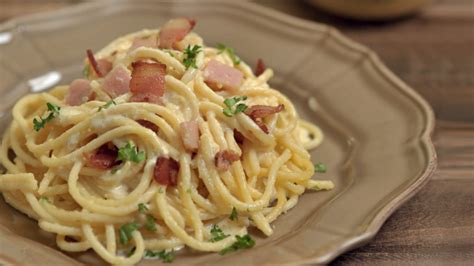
(39, 196), (50, 204)
(230, 207), (238, 221)
(82, 64), (90, 78)
(119, 222), (139, 245)
(117, 142), (145, 163)
(33, 103), (61, 132)
(145, 215), (157, 232)
(98, 100), (116, 111)
(144, 250), (175, 263)
(314, 162), (327, 173)
(158, 187), (164, 194)
(138, 203), (148, 214)
(165, 50), (175, 57)
(223, 96), (248, 117)
(183, 45), (202, 69)
(219, 234), (255, 255)
(216, 43), (241, 65)
(209, 224), (229, 242)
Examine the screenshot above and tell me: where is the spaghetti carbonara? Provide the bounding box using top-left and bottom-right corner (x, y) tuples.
(0, 18), (333, 264)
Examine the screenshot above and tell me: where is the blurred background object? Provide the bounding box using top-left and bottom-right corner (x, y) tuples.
(305, 0), (432, 20)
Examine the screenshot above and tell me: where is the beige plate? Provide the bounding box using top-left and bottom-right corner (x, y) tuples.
(0, 0), (437, 265)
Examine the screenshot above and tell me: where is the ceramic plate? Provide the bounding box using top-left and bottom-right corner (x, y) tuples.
(0, 0), (436, 264)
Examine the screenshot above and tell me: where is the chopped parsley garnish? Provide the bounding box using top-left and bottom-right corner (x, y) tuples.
(117, 142), (145, 163)
(138, 203), (148, 214)
(230, 207), (238, 221)
(183, 45), (202, 69)
(98, 100), (116, 111)
(82, 64), (90, 78)
(164, 50), (175, 57)
(223, 96), (248, 117)
(33, 103), (61, 132)
(314, 162), (327, 173)
(144, 250), (175, 263)
(145, 215), (157, 232)
(209, 224), (229, 242)
(217, 43), (241, 65)
(39, 196), (50, 203)
(219, 234), (255, 255)
(119, 222), (139, 245)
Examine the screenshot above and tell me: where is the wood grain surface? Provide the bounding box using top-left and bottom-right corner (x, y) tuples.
(1, 0), (473, 264)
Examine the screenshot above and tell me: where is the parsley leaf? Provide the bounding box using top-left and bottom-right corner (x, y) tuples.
(183, 45), (202, 69)
(39, 196), (50, 204)
(219, 234), (255, 255)
(98, 100), (116, 111)
(222, 96), (248, 117)
(314, 162), (327, 173)
(33, 103), (61, 132)
(117, 142), (145, 163)
(145, 215), (157, 232)
(216, 43), (241, 65)
(145, 250), (175, 263)
(138, 203), (148, 214)
(230, 207), (238, 221)
(209, 224), (230, 242)
(119, 222), (139, 245)
(82, 64), (90, 78)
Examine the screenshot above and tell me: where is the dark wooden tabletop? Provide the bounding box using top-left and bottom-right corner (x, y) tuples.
(1, 0), (473, 264)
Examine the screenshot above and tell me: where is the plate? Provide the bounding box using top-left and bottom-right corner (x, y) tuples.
(0, 0), (436, 264)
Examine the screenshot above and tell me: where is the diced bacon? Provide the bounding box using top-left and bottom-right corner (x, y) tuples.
(158, 18), (196, 49)
(130, 61), (166, 103)
(203, 60), (243, 91)
(255, 58), (266, 76)
(245, 104), (285, 120)
(180, 121), (200, 152)
(154, 157), (180, 186)
(245, 104), (285, 134)
(86, 49), (104, 77)
(137, 119), (159, 133)
(128, 38), (156, 53)
(83, 144), (119, 169)
(233, 129), (245, 145)
(97, 59), (113, 76)
(103, 66), (131, 98)
(65, 79), (92, 106)
(215, 150), (240, 171)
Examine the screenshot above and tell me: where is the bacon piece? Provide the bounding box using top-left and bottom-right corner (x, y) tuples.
(158, 18), (196, 49)
(233, 129), (245, 145)
(97, 59), (113, 76)
(154, 157), (180, 186)
(128, 37), (156, 53)
(245, 104), (284, 134)
(103, 66), (131, 98)
(86, 49), (104, 77)
(215, 150), (240, 171)
(130, 61), (166, 103)
(137, 119), (159, 133)
(180, 121), (200, 152)
(255, 58), (266, 76)
(83, 144), (119, 169)
(203, 60), (243, 91)
(65, 79), (92, 106)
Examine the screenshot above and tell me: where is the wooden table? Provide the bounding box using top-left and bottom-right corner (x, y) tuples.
(1, 0), (473, 264)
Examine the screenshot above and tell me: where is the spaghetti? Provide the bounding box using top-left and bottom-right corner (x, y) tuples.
(0, 18), (333, 265)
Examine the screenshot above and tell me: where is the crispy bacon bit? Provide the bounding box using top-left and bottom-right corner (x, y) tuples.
(154, 157), (180, 186)
(215, 150), (240, 171)
(65, 79), (92, 106)
(130, 61), (166, 104)
(103, 66), (131, 98)
(86, 49), (104, 77)
(203, 60), (243, 92)
(180, 121), (200, 152)
(255, 58), (266, 76)
(137, 119), (159, 133)
(233, 129), (245, 145)
(245, 104), (284, 134)
(197, 179), (209, 198)
(158, 18), (196, 49)
(83, 144), (119, 169)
